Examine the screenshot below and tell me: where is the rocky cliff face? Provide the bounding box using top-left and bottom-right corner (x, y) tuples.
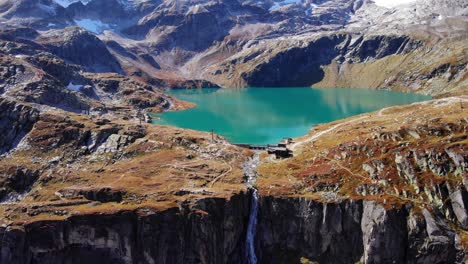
(256, 97), (468, 263)
(0, 193), (250, 264)
(37, 27), (123, 73)
(1, 194), (466, 263)
(256, 197), (464, 264)
(0, 97), (466, 264)
(213, 34), (423, 87)
(0, 0), (466, 96)
(256, 197), (364, 263)
(0, 98), (39, 153)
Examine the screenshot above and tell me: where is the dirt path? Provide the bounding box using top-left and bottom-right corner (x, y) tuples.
(208, 161), (233, 188)
(290, 115), (369, 152)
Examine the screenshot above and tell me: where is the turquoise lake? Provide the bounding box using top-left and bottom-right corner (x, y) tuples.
(152, 88), (431, 145)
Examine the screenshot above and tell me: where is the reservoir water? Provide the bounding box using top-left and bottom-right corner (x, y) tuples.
(153, 88), (431, 145)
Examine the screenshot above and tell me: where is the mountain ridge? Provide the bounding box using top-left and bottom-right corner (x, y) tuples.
(0, 1), (467, 263)
(0, 0), (465, 96)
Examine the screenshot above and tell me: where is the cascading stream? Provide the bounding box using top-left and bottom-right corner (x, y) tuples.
(243, 153), (260, 264)
(246, 188), (259, 264)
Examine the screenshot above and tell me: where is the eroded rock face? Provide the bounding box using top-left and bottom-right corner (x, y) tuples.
(255, 197), (465, 264)
(37, 27), (123, 73)
(0, 193), (250, 264)
(361, 201), (408, 264)
(217, 34), (422, 88)
(0, 166), (40, 201)
(2, 194), (464, 264)
(0, 98), (39, 153)
(256, 197), (363, 264)
(450, 189), (468, 229)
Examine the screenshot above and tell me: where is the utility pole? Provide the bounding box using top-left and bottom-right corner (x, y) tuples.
(137, 109), (144, 125)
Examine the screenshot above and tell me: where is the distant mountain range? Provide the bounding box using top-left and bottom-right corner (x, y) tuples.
(0, 0), (466, 96)
(0, 2), (467, 263)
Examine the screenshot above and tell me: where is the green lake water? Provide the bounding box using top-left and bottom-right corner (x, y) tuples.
(152, 88), (431, 145)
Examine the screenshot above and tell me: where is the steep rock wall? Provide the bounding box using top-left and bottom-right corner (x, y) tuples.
(256, 197), (364, 264)
(211, 33), (466, 97)
(0, 98), (39, 154)
(214, 34), (422, 88)
(0, 193), (251, 264)
(256, 197), (466, 264)
(2, 192), (466, 263)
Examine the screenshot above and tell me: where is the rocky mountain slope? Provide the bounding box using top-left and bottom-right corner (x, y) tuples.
(0, 96), (466, 263)
(0, 0), (467, 263)
(258, 96), (468, 263)
(0, 0), (466, 95)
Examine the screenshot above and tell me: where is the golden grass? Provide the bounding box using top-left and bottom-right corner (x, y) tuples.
(0, 110), (250, 224)
(258, 96), (468, 209)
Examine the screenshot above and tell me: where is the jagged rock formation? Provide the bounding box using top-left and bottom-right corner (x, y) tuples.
(257, 97), (468, 263)
(213, 34), (423, 87)
(0, 194), (250, 264)
(0, 0), (465, 95)
(0, 1), (466, 263)
(0, 27), (185, 115)
(37, 27), (123, 73)
(0, 97), (466, 263)
(256, 197), (464, 263)
(0, 98), (39, 153)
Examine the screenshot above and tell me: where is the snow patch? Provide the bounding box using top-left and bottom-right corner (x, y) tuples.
(118, 0), (142, 11)
(270, 0), (303, 11)
(75, 18), (111, 34)
(67, 82), (83, 91)
(0, 191), (28, 204)
(54, 0), (92, 8)
(55, 0), (145, 10)
(373, 0), (418, 8)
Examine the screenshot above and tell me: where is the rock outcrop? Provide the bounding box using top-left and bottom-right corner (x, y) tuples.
(0, 193), (250, 264)
(0, 97), (465, 264)
(256, 197), (364, 264)
(218, 34), (422, 87)
(255, 197), (464, 264)
(0, 98), (38, 153)
(37, 27), (123, 73)
(1, 0), (465, 96)
(256, 97), (468, 263)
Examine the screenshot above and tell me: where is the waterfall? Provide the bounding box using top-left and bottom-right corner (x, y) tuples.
(246, 188), (259, 264)
(244, 153), (259, 264)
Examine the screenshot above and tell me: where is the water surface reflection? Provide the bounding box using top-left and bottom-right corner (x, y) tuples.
(154, 88), (431, 144)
